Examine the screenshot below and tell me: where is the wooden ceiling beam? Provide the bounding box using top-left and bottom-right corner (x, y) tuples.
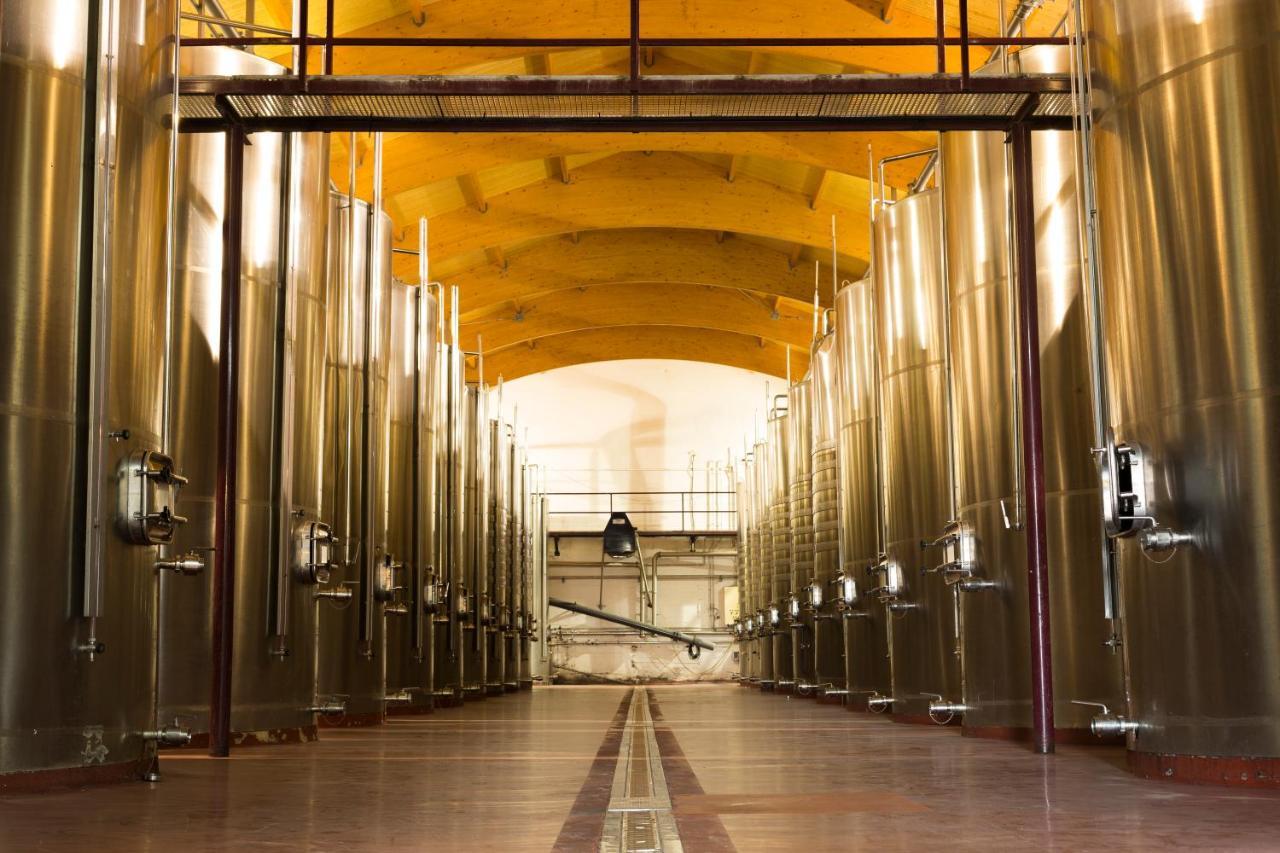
(473, 326), (806, 382)
(439, 229), (858, 314)
(456, 173), (488, 214)
(458, 282), (814, 353)
(347, 131), (932, 200)
(393, 152), (870, 271)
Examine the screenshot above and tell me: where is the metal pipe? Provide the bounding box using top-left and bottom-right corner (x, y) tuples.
(210, 124), (246, 758)
(1011, 122), (1054, 755)
(549, 598), (715, 652)
(181, 10), (292, 36)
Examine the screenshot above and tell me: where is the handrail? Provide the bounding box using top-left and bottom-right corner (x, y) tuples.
(177, 0), (1069, 89)
(550, 597), (715, 653)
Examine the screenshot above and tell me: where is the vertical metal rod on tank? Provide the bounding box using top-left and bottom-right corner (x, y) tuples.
(413, 217), (429, 661)
(210, 125), (247, 759)
(1010, 122), (1054, 754)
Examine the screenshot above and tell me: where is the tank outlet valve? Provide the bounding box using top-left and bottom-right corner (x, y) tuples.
(928, 697), (969, 722)
(820, 688), (850, 698)
(1139, 528), (1194, 556)
(384, 603), (409, 615)
(77, 639), (106, 659)
(1072, 701), (1138, 737)
(866, 694), (894, 712)
(155, 552), (205, 575)
(887, 601), (919, 613)
(957, 578), (998, 592)
(383, 690), (415, 705)
(314, 586), (354, 602)
(141, 725), (192, 746)
(305, 699), (347, 716)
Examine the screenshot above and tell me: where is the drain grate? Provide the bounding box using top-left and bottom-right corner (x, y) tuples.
(600, 689), (683, 853)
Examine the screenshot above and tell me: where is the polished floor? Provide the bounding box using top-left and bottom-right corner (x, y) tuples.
(3, 684), (1280, 851)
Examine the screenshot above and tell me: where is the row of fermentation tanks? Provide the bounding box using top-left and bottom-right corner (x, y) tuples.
(1, 21), (543, 786)
(733, 3), (1280, 786)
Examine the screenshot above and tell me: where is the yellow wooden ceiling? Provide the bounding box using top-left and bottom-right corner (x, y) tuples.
(199, 0), (1068, 379)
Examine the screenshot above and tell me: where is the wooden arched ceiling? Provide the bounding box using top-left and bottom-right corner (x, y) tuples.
(223, 0), (1068, 378)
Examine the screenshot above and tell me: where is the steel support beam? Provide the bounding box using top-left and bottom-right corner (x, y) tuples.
(1010, 122), (1054, 755)
(210, 125), (246, 758)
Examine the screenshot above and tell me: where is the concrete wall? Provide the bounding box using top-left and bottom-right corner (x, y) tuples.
(505, 360), (764, 682)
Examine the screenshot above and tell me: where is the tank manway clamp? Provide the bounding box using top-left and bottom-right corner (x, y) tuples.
(1072, 701), (1139, 737)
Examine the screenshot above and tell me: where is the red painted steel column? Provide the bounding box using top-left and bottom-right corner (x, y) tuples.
(210, 125), (246, 758)
(1010, 122), (1054, 754)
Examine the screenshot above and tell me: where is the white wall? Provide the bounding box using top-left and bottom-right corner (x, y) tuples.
(505, 359), (766, 682)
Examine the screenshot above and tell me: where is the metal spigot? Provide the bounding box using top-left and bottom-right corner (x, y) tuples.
(866, 693), (894, 712)
(155, 552), (205, 575)
(315, 586), (354, 601)
(141, 723), (192, 746)
(383, 689), (416, 704)
(887, 601), (919, 613)
(927, 695), (969, 723)
(305, 698), (347, 715)
(957, 578), (998, 592)
(384, 603), (409, 615)
(1072, 700), (1139, 736)
(1139, 528), (1194, 555)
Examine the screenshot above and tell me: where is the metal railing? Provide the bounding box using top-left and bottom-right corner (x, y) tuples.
(179, 0), (1069, 89)
(546, 490), (736, 535)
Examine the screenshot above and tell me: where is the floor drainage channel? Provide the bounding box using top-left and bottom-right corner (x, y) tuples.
(600, 688), (683, 853)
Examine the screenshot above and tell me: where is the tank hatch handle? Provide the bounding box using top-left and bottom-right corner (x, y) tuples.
(116, 450), (189, 545)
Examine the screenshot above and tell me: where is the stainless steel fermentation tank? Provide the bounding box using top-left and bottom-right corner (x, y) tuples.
(871, 190), (962, 721)
(810, 333), (846, 696)
(433, 321), (466, 706)
(766, 406), (794, 692)
(505, 435), (524, 691)
(736, 455), (759, 684)
(787, 379), (817, 694)
(836, 277), (892, 709)
(1088, 0), (1280, 782)
(384, 283), (440, 715)
(159, 45), (335, 743)
(461, 385), (490, 699)
(316, 189), (394, 726)
(752, 437), (775, 688)
(1, 0), (177, 782)
(938, 45), (1122, 736)
(487, 416), (511, 694)
(517, 449), (535, 689)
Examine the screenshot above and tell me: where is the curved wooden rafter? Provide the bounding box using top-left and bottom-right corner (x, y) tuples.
(395, 151), (871, 275)
(448, 229), (861, 320)
(459, 281), (819, 354)
(472, 325), (810, 382)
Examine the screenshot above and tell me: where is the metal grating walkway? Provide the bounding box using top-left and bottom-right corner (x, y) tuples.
(177, 74), (1075, 132)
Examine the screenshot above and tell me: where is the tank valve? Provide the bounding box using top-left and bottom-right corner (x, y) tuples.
(866, 694), (894, 713)
(154, 552), (205, 575)
(305, 698), (347, 716)
(141, 724), (192, 746)
(1139, 528), (1194, 556)
(384, 603), (409, 616)
(928, 696), (968, 723)
(887, 601), (919, 613)
(383, 690), (415, 705)
(77, 639), (106, 659)
(315, 586), (354, 602)
(1071, 700), (1138, 737)
(957, 578), (998, 592)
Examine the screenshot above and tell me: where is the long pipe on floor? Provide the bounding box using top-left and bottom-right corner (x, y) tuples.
(1010, 121), (1054, 754)
(549, 598), (715, 652)
(210, 125), (246, 758)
